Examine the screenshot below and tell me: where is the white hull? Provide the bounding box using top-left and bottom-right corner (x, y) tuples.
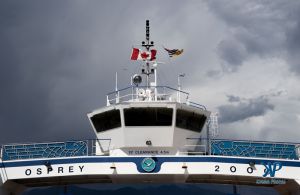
(1, 156), (300, 194)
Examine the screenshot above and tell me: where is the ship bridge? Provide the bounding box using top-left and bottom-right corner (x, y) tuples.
(88, 85), (210, 156)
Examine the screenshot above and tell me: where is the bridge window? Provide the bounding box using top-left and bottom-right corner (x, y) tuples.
(124, 107), (173, 126)
(176, 109), (206, 132)
(91, 109), (121, 132)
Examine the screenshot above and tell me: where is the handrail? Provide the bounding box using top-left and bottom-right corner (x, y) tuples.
(186, 101), (206, 110)
(163, 86), (190, 95)
(107, 85), (190, 96)
(2, 138), (299, 161)
(106, 85), (194, 106)
(107, 86), (133, 96)
(0, 138), (111, 146)
(186, 137), (299, 160)
(1, 139), (111, 161)
(186, 137), (300, 146)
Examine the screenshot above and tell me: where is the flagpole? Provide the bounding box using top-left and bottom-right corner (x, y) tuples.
(177, 73), (185, 103)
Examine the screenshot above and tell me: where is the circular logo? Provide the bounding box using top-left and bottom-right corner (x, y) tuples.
(141, 157), (156, 172)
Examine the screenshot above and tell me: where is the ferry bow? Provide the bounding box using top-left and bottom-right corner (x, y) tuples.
(1, 21), (300, 195)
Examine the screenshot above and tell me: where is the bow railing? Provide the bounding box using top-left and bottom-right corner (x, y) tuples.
(1, 138), (299, 161)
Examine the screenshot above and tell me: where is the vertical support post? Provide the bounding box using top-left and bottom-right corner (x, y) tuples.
(177, 74), (185, 103)
(131, 87), (134, 101)
(207, 121), (211, 155)
(130, 76), (134, 101)
(146, 62), (149, 88)
(154, 67), (157, 101)
(115, 72), (119, 103)
(106, 95), (110, 106)
(115, 72), (118, 91)
(177, 75), (181, 103)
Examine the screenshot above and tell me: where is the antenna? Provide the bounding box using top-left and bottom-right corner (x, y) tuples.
(142, 20), (154, 50)
(115, 72), (118, 91)
(177, 73), (185, 102)
(141, 20), (155, 88)
(115, 72), (119, 103)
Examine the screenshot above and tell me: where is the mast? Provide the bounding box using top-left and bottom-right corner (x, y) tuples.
(141, 20), (154, 88)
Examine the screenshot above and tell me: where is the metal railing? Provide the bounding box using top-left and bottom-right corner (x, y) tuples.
(0, 139), (114, 161)
(210, 139), (299, 160)
(1, 140), (89, 161)
(185, 101), (207, 110)
(1, 138), (299, 161)
(186, 138), (300, 160)
(106, 86), (190, 106)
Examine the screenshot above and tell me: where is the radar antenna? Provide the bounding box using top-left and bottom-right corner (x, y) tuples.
(141, 20), (155, 88)
(142, 20), (154, 50)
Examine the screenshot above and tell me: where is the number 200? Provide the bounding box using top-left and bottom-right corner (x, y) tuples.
(214, 165), (253, 174)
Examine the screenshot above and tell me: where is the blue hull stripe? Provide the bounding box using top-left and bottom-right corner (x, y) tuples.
(1, 156), (300, 170)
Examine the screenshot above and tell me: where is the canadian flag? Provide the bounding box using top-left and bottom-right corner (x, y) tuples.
(130, 48), (157, 61)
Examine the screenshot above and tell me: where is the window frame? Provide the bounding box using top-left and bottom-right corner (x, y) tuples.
(91, 109), (121, 133)
(175, 109), (207, 132)
(124, 107), (174, 126)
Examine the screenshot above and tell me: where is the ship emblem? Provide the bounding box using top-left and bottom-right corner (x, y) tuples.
(141, 157), (156, 172)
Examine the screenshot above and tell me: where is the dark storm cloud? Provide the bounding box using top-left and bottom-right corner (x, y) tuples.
(218, 96), (274, 123)
(217, 39), (246, 71)
(206, 70), (222, 78)
(0, 0), (205, 144)
(1, 0), (298, 145)
(286, 17), (300, 74)
(226, 95), (241, 103)
(0, 1), (71, 142)
(0, 1), (136, 143)
(207, 0), (300, 73)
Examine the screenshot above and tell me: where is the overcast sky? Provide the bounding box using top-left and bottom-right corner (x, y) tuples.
(1, 0), (300, 145)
